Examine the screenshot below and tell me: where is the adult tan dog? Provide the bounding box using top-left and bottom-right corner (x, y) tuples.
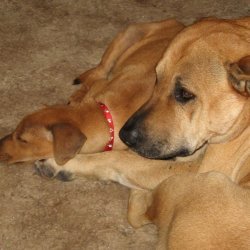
(119, 17), (250, 182)
(120, 18), (250, 180)
(128, 172), (250, 250)
(0, 17), (249, 188)
(36, 17), (249, 188)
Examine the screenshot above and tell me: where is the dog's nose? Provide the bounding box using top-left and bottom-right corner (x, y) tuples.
(119, 125), (139, 147)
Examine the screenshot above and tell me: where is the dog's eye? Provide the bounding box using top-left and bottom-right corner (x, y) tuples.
(174, 81), (195, 104)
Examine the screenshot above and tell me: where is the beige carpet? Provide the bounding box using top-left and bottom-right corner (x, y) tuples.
(0, 1), (249, 249)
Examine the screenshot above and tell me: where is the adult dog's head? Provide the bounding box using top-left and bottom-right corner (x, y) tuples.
(120, 18), (250, 159)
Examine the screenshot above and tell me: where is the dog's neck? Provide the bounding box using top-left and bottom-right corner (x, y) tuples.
(224, 100), (250, 142)
(199, 125), (250, 182)
(199, 99), (250, 182)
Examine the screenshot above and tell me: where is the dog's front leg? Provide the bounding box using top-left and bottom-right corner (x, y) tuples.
(34, 150), (199, 190)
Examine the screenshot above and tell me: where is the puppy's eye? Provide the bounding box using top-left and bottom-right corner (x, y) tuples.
(174, 81), (195, 104)
(17, 135), (28, 143)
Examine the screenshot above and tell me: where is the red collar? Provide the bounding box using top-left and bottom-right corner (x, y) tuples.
(98, 103), (114, 151)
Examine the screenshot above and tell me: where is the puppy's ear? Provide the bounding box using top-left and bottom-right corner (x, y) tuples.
(50, 123), (87, 165)
(227, 55), (250, 96)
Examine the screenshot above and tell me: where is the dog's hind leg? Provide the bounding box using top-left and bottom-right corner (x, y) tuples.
(70, 19), (184, 103)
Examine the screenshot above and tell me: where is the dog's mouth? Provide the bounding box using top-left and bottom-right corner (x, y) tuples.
(130, 141), (208, 161)
(133, 148), (188, 160)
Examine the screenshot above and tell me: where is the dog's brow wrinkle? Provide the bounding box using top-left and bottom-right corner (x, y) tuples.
(175, 76), (182, 83)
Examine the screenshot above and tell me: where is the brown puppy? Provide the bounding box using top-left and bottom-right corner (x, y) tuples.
(1, 19), (197, 183)
(128, 172), (250, 250)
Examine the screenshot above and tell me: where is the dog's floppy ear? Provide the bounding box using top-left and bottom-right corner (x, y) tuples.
(227, 55), (250, 96)
(50, 123), (87, 165)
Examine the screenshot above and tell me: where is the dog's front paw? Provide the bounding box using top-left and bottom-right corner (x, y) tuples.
(34, 160), (57, 179)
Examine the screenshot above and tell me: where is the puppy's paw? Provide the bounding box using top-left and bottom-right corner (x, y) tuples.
(34, 160), (57, 179)
(73, 67), (105, 85)
(56, 170), (74, 182)
(70, 67), (107, 104)
(34, 159), (75, 182)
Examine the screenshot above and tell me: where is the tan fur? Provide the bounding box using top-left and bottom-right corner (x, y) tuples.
(128, 172), (250, 250)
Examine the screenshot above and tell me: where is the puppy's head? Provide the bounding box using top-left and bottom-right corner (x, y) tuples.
(0, 105), (86, 165)
(120, 18), (250, 159)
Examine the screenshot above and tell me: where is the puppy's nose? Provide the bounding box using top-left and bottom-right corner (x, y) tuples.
(0, 153), (11, 162)
(119, 126), (139, 147)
